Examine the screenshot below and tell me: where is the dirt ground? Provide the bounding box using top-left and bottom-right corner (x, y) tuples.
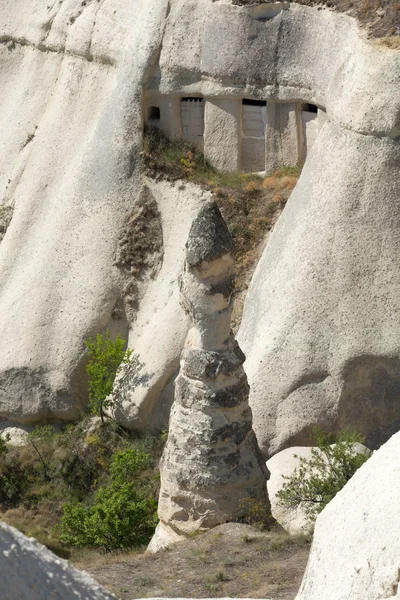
(85, 523), (311, 600)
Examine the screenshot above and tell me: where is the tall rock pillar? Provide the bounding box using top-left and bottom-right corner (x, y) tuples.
(149, 202), (270, 551)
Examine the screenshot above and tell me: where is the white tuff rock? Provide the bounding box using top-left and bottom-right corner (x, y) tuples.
(0, 521), (116, 600)
(296, 431), (400, 600)
(150, 202), (270, 549)
(1, 0), (400, 451)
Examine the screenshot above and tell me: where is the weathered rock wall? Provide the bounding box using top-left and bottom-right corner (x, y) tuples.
(0, 0), (169, 423)
(113, 180), (211, 432)
(1, 0), (400, 443)
(239, 115), (400, 457)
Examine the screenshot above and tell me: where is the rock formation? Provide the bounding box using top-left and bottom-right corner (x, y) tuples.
(0, 0), (204, 432)
(0, 521), (116, 600)
(267, 446), (317, 535)
(112, 180), (211, 433)
(296, 432), (400, 600)
(149, 202), (269, 551)
(0, 0), (400, 454)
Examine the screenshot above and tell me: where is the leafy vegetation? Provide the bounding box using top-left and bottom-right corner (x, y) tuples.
(61, 448), (157, 551)
(0, 421), (163, 558)
(276, 428), (371, 522)
(238, 497), (271, 530)
(85, 330), (132, 422)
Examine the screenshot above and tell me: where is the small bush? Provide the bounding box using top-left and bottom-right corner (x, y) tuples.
(61, 482), (157, 551)
(238, 497), (270, 530)
(85, 330), (132, 422)
(276, 428), (371, 523)
(60, 447), (157, 551)
(109, 448), (152, 484)
(0, 437), (31, 508)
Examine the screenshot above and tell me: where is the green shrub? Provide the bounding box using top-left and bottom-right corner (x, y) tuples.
(276, 428), (371, 523)
(85, 330), (132, 422)
(60, 447), (157, 550)
(61, 482), (156, 551)
(0, 446), (30, 508)
(109, 448), (151, 484)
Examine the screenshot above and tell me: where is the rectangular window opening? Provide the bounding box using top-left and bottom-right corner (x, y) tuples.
(242, 99), (267, 107)
(148, 106), (161, 120)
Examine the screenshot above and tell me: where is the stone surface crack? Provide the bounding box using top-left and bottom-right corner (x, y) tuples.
(0, 35), (115, 66)
(87, 0), (109, 62)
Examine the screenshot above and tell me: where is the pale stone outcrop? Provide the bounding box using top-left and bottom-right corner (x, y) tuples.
(1, 0), (400, 445)
(112, 180), (210, 432)
(296, 431), (400, 600)
(0, 521), (116, 600)
(267, 443), (370, 534)
(267, 446), (316, 535)
(150, 202), (269, 549)
(0, 0), (172, 425)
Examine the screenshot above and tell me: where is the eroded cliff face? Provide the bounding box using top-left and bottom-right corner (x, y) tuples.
(1, 0), (400, 452)
(0, 0), (204, 427)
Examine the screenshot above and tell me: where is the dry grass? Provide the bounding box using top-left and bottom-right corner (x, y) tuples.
(1, 505), (71, 559)
(263, 173), (299, 192)
(87, 522), (311, 600)
(376, 34), (400, 46)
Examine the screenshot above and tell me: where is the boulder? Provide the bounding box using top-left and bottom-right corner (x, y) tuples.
(296, 431), (400, 600)
(267, 447), (316, 535)
(267, 443), (370, 534)
(0, 521), (116, 599)
(150, 202), (269, 549)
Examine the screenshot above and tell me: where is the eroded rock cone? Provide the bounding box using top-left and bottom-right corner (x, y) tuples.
(149, 202), (270, 551)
